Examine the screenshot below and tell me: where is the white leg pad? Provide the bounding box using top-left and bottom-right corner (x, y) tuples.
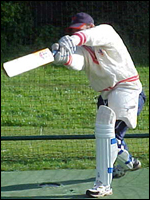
(95, 105), (118, 186)
(116, 139), (133, 170)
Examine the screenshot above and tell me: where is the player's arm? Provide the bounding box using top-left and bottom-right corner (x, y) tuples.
(73, 24), (117, 46)
(58, 24), (116, 53)
(51, 43), (84, 71)
(51, 25), (116, 69)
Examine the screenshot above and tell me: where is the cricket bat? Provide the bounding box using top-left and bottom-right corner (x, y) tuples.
(3, 48), (56, 77)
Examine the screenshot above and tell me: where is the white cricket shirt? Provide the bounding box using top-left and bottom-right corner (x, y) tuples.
(65, 24), (142, 99)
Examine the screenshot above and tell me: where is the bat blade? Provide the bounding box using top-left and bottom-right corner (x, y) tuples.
(3, 48), (54, 77)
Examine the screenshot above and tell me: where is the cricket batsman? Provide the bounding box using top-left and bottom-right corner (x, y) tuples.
(51, 12), (146, 198)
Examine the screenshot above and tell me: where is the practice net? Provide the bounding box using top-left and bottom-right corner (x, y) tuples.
(1, 1), (149, 171)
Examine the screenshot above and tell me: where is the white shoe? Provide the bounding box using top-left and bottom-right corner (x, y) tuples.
(86, 184), (113, 198)
(132, 158), (141, 170)
(113, 158), (141, 178)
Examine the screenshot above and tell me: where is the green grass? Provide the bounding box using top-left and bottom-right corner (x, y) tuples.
(1, 62), (149, 171)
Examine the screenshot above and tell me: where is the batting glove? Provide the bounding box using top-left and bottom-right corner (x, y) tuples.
(51, 43), (70, 65)
(58, 35), (77, 54)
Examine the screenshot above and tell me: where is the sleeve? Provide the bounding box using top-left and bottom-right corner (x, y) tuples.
(64, 47), (85, 71)
(71, 24), (119, 47)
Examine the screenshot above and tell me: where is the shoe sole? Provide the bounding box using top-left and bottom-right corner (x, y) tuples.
(86, 189), (113, 198)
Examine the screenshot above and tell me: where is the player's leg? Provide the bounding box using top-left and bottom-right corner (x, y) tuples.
(86, 105), (118, 198)
(114, 90), (146, 141)
(115, 90), (146, 171)
(97, 95), (108, 108)
(97, 95), (125, 178)
(96, 91), (146, 177)
(108, 88), (146, 171)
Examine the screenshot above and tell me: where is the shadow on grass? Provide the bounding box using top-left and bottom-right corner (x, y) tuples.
(1, 178), (95, 199)
(1, 177), (95, 192)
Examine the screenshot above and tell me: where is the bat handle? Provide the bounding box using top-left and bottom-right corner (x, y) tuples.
(52, 50), (58, 56)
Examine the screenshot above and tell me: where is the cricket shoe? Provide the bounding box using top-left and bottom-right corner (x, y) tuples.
(86, 184), (113, 198)
(113, 158), (141, 178)
(131, 158), (141, 170)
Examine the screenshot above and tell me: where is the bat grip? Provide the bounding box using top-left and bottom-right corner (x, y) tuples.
(52, 50), (58, 56)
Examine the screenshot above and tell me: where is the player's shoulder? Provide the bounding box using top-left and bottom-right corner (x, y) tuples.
(94, 24), (117, 36)
(96, 24), (114, 30)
